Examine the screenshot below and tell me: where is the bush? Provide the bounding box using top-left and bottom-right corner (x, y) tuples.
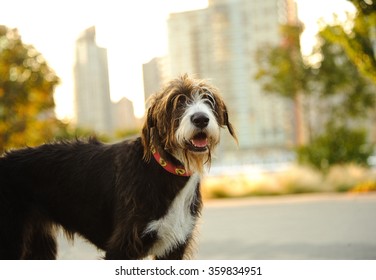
(297, 125), (374, 171)
(201, 164), (376, 199)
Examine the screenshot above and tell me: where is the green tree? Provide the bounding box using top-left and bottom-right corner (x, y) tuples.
(321, 0), (376, 84)
(55, 125), (112, 143)
(256, 24), (307, 98)
(255, 23), (308, 146)
(255, 19), (375, 170)
(297, 27), (376, 170)
(0, 26), (61, 152)
(310, 27), (376, 124)
(298, 124), (373, 171)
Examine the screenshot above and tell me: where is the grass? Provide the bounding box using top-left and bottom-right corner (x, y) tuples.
(201, 164), (376, 199)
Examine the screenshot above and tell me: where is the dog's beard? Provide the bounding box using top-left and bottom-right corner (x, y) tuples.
(172, 130), (219, 174)
(172, 147), (211, 175)
(188, 148), (213, 174)
(172, 101), (220, 174)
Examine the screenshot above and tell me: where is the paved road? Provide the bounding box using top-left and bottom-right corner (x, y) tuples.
(57, 193), (376, 260)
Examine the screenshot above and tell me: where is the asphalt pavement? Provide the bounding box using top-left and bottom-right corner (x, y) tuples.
(57, 193), (376, 260)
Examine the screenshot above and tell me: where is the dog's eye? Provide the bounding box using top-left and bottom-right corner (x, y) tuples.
(171, 94), (188, 109)
(203, 94), (215, 109)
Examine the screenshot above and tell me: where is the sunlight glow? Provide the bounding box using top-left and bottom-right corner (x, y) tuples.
(1, 0), (353, 121)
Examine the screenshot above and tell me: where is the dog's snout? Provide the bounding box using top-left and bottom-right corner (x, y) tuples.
(191, 112), (209, 129)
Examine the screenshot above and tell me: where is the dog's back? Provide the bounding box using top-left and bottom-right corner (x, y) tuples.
(0, 138), (119, 259)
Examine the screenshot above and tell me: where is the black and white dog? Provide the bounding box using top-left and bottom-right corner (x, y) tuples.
(0, 74), (237, 259)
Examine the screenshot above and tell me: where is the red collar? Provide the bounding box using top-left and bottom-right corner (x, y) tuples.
(151, 146), (191, 177)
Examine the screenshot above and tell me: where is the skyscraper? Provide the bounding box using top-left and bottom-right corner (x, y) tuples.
(167, 0), (298, 164)
(112, 97), (139, 132)
(74, 26), (113, 134)
(142, 56), (169, 108)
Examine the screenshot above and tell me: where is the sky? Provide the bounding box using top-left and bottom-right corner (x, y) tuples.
(1, 0), (355, 121)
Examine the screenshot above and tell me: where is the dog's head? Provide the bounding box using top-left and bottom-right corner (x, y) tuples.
(142, 74), (237, 174)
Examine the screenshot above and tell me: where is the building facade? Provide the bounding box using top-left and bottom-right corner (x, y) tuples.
(74, 26), (113, 134)
(112, 97), (139, 132)
(142, 56), (169, 108)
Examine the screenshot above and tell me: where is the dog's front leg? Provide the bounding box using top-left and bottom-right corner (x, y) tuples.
(104, 236), (144, 260)
(105, 250), (132, 260)
(105, 247), (145, 260)
(155, 241), (191, 260)
(105, 228), (157, 260)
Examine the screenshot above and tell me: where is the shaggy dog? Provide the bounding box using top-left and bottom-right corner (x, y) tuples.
(0, 74), (236, 259)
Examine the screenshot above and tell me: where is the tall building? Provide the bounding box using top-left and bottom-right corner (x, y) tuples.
(142, 56), (169, 108)
(74, 26), (113, 134)
(112, 97), (138, 132)
(167, 0), (298, 164)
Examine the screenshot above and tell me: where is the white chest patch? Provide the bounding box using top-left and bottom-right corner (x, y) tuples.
(143, 173), (200, 257)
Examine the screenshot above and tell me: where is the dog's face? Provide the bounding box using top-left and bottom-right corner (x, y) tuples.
(142, 75), (237, 173)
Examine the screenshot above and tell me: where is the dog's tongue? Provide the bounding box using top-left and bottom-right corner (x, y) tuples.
(191, 137), (208, 148)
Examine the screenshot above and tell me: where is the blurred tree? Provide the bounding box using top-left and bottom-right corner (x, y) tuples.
(255, 19), (376, 171)
(55, 125), (111, 143)
(298, 27), (375, 170)
(297, 123), (373, 171)
(310, 27), (376, 125)
(0, 26), (61, 153)
(114, 128), (140, 140)
(256, 24), (308, 98)
(321, 0), (376, 84)
(255, 23), (308, 146)
(349, 0), (376, 14)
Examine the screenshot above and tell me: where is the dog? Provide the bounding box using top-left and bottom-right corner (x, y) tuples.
(0, 74), (236, 259)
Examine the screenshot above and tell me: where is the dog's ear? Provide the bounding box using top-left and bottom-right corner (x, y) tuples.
(141, 104), (155, 161)
(223, 105), (238, 145)
(212, 92), (238, 144)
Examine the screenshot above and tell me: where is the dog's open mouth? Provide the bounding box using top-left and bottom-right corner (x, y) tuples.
(187, 132), (209, 152)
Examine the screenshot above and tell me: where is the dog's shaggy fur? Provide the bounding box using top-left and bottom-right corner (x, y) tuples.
(0, 74), (236, 260)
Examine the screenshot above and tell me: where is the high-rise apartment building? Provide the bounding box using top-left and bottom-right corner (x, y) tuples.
(74, 26), (113, 134)
(142, 57), (169, 108)
(112, 97), (139, 132)
(167, 0), (298, 164)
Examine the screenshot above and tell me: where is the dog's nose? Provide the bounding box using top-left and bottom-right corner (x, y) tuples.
(191, 112), (209, 129)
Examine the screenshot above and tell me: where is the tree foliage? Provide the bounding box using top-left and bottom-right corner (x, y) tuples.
(349, 0), (376, 14)
(300, 22), (376, 170)
(310, 27), (376, 123)
(255, 24), (307, 99)
(255, 23), (307, 145)
(0, 26), (61, 152)
(321, 0), (376, 84)
(297, 124), (373, 171)
(255, 8), (376, 170)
